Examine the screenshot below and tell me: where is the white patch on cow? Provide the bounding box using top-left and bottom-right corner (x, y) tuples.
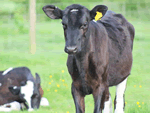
(40, 97), (49, 106)
(0, 101), (21, 112)
(2, 67), (13, 76)
(0, 83), (2, 86)
(70, 9), (79, 12)
(7, 101), (21, 111)
(20, 80), (34, 111)
(0, 106), (11, 112)
(115, 78), (128, 113)
(103, 95), (113, 113)
(13, 86), (17, 89)
(28, 108), (34, 111)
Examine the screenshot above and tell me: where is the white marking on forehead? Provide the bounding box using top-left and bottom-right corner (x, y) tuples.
(0, 83), (2, 86)
(13, 86), (17, 89)
(2, 67), (13, 76)
(20, 81), (34, 110)
(70, 9), (79, 12)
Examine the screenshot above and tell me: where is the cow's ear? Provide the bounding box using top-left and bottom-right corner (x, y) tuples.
(8, 86), (20, 95)
(90, 5), (108, 21)
(42, 5), (63, 19)
(35, 73), (41, 88)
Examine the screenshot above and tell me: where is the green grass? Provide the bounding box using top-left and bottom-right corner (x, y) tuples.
(0, 18), (150, 113)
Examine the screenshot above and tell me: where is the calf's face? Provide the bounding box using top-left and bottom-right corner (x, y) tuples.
(43, 4), (108, 54)
(8, 73), (41, 111)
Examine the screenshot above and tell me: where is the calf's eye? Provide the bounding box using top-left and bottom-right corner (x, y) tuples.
(80, 22), (88, 29)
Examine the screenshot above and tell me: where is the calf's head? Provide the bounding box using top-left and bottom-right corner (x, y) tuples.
(43, 4), (108, 54)
(8, 73), (41, 111)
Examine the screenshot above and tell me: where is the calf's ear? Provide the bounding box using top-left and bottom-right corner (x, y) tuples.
(90, 5), (108, 21)
(42, 5), (63, 19)
(8, 86), (20, 95)
(35, 73), (41, 88)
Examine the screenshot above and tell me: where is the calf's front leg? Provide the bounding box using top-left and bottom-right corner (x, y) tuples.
(93, 84), (105, 113)
(72, 84), (85, 113)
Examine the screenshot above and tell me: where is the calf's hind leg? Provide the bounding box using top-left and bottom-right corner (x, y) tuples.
(103, 94), (113, 113)
(114, 78), (128, 113)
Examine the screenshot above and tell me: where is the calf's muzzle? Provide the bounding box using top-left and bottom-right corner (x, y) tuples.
(65, 46), (77, 54)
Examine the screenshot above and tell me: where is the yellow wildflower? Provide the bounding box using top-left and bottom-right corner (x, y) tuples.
(125, 102), (127, 104)
(62, 70), (64, 73)
(137, 102), (140, 105)
(49, 82), (51, 85)
(55, 90), (57, 92)
(138, 105), (141, 107)
(63, 83), (67, 86)
(67, 111), (69, 113)
(62, 79), (65, 82)
(134, 85), (136, 88)
(57, 84), (60, 88)
(49, 75), (52, 78)
(139, 85), (142, 88)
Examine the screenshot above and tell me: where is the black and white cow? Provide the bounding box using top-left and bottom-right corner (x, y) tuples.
(0, 67), (42, 111)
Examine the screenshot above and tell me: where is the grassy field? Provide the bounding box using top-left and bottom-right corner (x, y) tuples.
(0, 17), (150, 113)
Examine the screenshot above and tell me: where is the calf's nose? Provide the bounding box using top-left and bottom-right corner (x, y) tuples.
(66, 46), (77, 53)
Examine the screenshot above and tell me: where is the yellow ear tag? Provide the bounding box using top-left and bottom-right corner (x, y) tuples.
(95, 11), (103, 21)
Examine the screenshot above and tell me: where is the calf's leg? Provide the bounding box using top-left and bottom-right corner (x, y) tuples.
(114, 78), (128, 113)
(72, 84), (85, 113)
(93, 84), (106, 113)
(103, 94), (113, 113)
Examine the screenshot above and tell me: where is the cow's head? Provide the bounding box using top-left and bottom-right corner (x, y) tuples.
(43, 4), (108, 54)
(8, 73), (41, 111)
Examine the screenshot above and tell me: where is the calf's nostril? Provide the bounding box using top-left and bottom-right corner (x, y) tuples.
(66, 46), (77, 53)
(73, 48), (77, 53)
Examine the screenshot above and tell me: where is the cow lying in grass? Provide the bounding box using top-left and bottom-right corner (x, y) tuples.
(0, 97), (49, 112)
(0, 67), (44, 111)
(43, 4), (134, 113)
